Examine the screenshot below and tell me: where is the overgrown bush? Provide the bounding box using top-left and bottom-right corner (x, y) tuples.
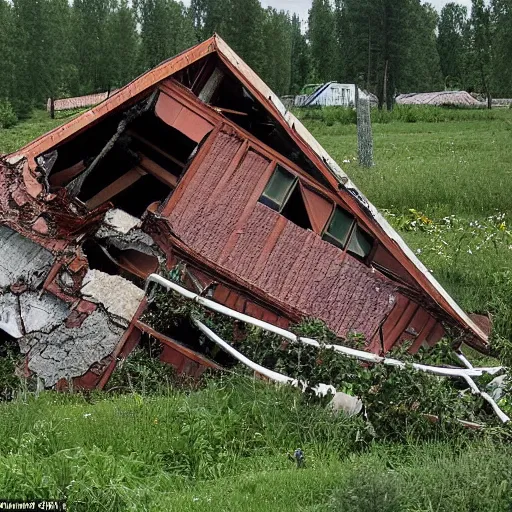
(0, 99), (18, 129)
(292, 105), (497, 126)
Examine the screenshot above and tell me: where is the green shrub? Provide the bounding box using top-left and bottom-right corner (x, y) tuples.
(0, 100), (18, 129)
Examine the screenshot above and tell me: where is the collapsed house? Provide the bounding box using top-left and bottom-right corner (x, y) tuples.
(0, 35), (489, 390)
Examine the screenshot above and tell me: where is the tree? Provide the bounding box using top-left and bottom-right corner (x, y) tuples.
(11, 0), (49, 115)
(490, 0), (512, 97)
(73, 0), (113, 94)
(0, 0), (15, 102)
(438, 2), (468, 88)
(290, 14), (310, 94)
(470, 0), (492, 107)
(45, 0), (77, 99)
(136, 0), (196, 73)
(308, 0), (336, 83)
(401, 2), (443, 93)
(108, 0), (139, 89)
(223, 0), (265, 74)
(261, 9), (292, 95)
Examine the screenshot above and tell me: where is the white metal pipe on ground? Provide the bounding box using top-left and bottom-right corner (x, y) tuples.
(193, 318), (337, 398)
(147, 275), (509, 423)
(145, 274), (502, 379)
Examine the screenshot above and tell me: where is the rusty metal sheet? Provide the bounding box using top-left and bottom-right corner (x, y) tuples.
(155, 91), (214, 143)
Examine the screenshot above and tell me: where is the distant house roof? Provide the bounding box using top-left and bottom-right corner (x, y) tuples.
(47, 91), (119, 112)
(396, 91), (482, 107)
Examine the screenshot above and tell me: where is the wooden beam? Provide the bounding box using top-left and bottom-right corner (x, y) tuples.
(136, 321), (222, 370)
(85, 167), (145, 210)
(128, 130), (185, 168)
(49, 161), (86, 187)
(212, 106), (249, 116)
(138, 154), (178, 188)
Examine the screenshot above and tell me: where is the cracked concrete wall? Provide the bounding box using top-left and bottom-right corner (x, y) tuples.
(0, 225), (128, 388)
(19, 310), (124, 387)
(0, 291), (69, 338)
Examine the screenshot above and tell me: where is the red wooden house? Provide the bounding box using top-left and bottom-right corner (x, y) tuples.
(0, 36), (488, 389)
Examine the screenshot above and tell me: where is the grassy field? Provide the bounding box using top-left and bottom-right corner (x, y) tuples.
(1, 108), (512, 510)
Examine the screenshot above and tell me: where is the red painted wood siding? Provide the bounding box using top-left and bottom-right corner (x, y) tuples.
(167, 130), (398, 341)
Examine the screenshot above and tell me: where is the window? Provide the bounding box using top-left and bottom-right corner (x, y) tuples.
(323, 206), (374, 260)
(260, 166), (297, 212)
(323, 207), (354, 249)
(348, 226), (373, 259)
(259, 166), (312, 230)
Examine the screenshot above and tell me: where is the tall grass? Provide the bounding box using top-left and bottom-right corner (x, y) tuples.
(0, 375), (509, 511)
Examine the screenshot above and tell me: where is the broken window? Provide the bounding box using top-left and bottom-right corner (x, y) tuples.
(260, 166), (296, 211)
(259, 166), (312, 230)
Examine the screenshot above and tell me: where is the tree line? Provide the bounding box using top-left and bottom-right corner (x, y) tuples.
(0, 0), (510, 119)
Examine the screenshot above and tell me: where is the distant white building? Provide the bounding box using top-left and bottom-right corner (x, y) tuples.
(295, 82), (377, 108)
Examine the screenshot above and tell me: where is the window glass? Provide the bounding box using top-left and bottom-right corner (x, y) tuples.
(260, 166), (297, 212)
(323, 207), (354, 249)
(348, 226), (373, 259)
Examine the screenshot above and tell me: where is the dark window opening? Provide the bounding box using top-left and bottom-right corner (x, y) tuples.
(281, 184), (312, 230)
(82, 240), (146, 288)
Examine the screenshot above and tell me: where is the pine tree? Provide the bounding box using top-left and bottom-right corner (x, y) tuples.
(290, 14), (310, 94)
(438, 2), (468, 88)
(308, 0), (336, 83)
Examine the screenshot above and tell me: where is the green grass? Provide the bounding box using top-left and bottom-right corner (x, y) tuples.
(0, 109), (80, 155)
(0, 376), (510, 511)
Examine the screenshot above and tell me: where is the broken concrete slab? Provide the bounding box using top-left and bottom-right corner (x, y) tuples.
(0, 291), (69, 338)
(0, 226), (54, 289)
(0, 293), (23, 338)
(81, 269), (145, 323)
(102, 208), (142, 234)
(20, 309), (124, 387)
(20, 292), (69, 334)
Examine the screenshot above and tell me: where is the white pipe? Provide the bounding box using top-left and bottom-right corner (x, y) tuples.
(193, 318), (337, 398)
(459, 373), (510, 423)
(145, 274), (501, 379)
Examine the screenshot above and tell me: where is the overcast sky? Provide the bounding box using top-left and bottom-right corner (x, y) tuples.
(182, 1), (473, 21)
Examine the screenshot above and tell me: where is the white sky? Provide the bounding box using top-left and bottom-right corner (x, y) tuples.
(182, 0), (473, 21)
